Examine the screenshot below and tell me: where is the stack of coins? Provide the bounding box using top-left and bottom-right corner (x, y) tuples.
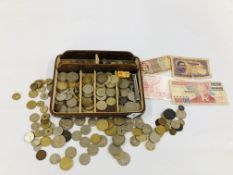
(118, 77), (141, 112)
(81, 73), (94, 112)
(18, 78), (187, 171)
(96, 72), (118, 112)
(55, 72), (80, 113)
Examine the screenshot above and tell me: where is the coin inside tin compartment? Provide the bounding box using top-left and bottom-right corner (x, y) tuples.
(50, 50), (145, 117)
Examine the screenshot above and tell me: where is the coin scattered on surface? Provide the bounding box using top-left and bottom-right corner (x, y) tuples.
(36, 150), (47, 160)
(65, 146), (77, 159)
(50, 153), (61, 164)
(24, 132), (34, 143)
(59, 157), (73, 171)
(96, 119), (108, 131)
(72, 130), (82, 141)
(12, 92), (21, 100)
(79, 153), (91, 165)
(26, 100), (37, 109)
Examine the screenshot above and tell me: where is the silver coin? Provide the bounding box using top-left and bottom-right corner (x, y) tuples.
(57, 72), (67, 81)
(65, 146), (77, 158)
(106, 88), (116, 97)
(171, 120), (181, 129)
(87, 144), (99, 156)
(130, 136), (140, 146)
(80, 137), (91, 147)
(31, 137), (41, 146)
(55, 92), (67, 101)
(81, 125), (91, 135)
(50, 153), (61, 164)
(66, 97), (77, 107)
(59, 118), (74, 130)
(74, 118), (86, 126)
(145, 141), (156, 151)
(118, 79), (130, 89)
(53, 126), (63, 136)
(96, 135), (108, 147)
(149, 131), (161, 143)
(117, 152), (130, 166)
(29, 113), (40, 122)
(79, 153), (91, 165)
(127, 91), (135, 101)
(72, 130), (82, 141)
(176, 110), (187, 119)
(96, 95), (107, 101)
(24, 132), (34, 143)
(83, 84), (94, 94)
(96, 87), (106, 97)
(66, 72), (79, 82)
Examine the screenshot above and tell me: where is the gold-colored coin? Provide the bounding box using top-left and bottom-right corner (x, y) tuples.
(40, 106), (48, 113)
(105, 126), (117, 136)
(96, 119), (109, 131)
(155, 125), (166, 135)
(132, 128), (142, 136)
(37, 100), (45, 107)
(26, 100), (37, 109)
(40, 136), (51, 147)
(57, 81), (68, 90)
(12, 92), (21, 100)
(90, 134), (101, 144)
(28, 90), (38, 98)
(59, 157), (73, 171)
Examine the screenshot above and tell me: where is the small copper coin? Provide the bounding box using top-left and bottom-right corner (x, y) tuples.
(36, 150), (47, 160)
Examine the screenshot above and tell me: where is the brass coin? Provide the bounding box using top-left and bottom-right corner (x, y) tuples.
(28, 90), (38, 98)
(132, 128), (142, 136)
(57, 81), (68, 91)
(36, 150), (47, 160)
(37, 100), (45, 107)
(90, 134), (101, 144)
(65, 146), (77, 158)
(130, 136), (140, 146)
(155, 125), (166, 135)
(106, 97), (116, 106)
(117, 152), (130, 166)
(96, 119), (109, 131)
(40, 136), (51, 147)
(112, 134), (125, 146)
(26, 100), (37, 109)
(113, 117), (126, 126)
(59, 157), (73, 171)
(50, 153), (61, 164)
(40, 106), (48, 113)
(12, 92), (21, 100)
(96, 135), (108, 147)
(96, 101), (107, 111)
(105, 126), (117, 136)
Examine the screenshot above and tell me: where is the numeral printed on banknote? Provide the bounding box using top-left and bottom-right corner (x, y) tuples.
(171, 56), (211, 78)
(169, 80), (228, 105)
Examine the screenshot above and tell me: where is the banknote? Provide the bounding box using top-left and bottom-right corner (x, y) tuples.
(171, 56), (211, 78)
(169, 80), (228, 105)
(141, 56), (171, 74)
(143, 74), (171, 101)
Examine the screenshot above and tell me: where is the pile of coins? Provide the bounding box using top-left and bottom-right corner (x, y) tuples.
(14, 78), (187, 171)
(118, 76), (141, 112)
(55, 72), (80, 112)
(81, 73), (94, 112)
(96, 72), (118, 111)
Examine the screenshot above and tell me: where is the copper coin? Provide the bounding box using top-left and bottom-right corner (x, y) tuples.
(36, 150), (47, 160)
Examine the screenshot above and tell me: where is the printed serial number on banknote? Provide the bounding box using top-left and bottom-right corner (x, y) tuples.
(169, 80), (228, 105)
(141, 56), (171, 74)
(143, 74), (171, 101)
(171, 56), (211, 78)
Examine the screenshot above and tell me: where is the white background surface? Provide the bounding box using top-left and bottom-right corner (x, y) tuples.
(0, 0), (233, 174)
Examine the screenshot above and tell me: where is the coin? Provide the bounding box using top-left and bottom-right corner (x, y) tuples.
(40, 136), (51, 147)
(130, 136), (140, 146)
(59, 118), (74, 130)
(142, 124), (152, 134)
(176, 110), (187, 119)
(96, 101), (107, 111)
(117, 152), (130, 166)
(37, 100), (45, 107)
(40, 106), (48, 113)
(80, 137), (91, 147)
(66, 97), (77, 108)
(155, 125), (166, 135)
(79, 153), (91, 165)
(36, 150), (47, 160)
(169, 128), (177, 135)
(163, 108), (176, 120)
(136, 134), (147, 142)
(58, 72), (67, 81)
(51, 135), (66, 148)
(96, 87), (106, 97)
(112, 135), (125, 146)
(171, 120), (181, 129)
(90, 133), (101, 144)
(62, 130), (72, 142)
(118, 79), (130, 89)
(65, 146), (77, 158)
(96, 135), (108, 147)
(33, 145), (42, 152)
(145, 141), (155, 151)
(113, 117), (126, 126)
(12, 92), (21, 100)
(96, 119), (108, 131)
(31, 137), (40, 146)
(87, 117), (97, 126)
(127, 91), (135, 101)
(96, 73), (108, 84)
(74, 118), (86, 126)
(29, 113), (40, 122)
(110, 75), (119, 84)
(40, 93), (48, 100)
(106, 88), (116, 97)
(67, 72), (79, 82)
(178, 105), (185, 111)
(57, 81), (68, 90)
(106, 97), (116, 106)
(59, 157), (73, 171)
(26, 100), (37, 109)
(81, 125), (91, 135)
(132, 128), (142, 136)
(87, 144), (99, 156)
(72, 130), (82, 141)
(83, 84), (94, 94)
(28, 90), (38, 98)
(24, 132), (34, 142)
(50, 153), (61, 164)
(53, 126), (63, 136)
(149, 131), (161, 143)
